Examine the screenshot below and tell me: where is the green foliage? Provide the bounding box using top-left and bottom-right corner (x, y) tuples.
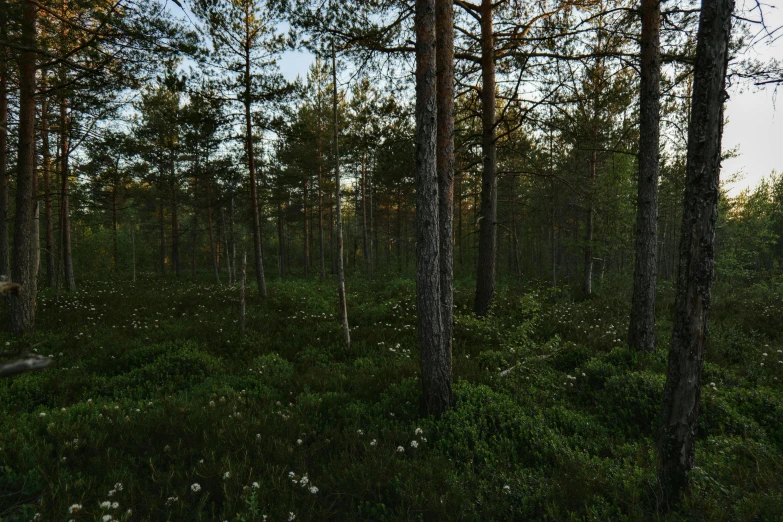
(1, 277), (781, 521)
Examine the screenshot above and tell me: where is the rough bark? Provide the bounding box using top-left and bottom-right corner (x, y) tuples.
(245, 44), (267, 297)
(333, 40), (351, 349)
(629, 0), (662, 352)
(658, 0), (733, 505)
(41, 94), (56, 286)
(416, 0), (449, 415)
(436, 0), (454, 405)
(0, 1), (9, 279)
(60, 98), (75, 290)
(11, 0), (38, 333)
(474, 0), (497, 316)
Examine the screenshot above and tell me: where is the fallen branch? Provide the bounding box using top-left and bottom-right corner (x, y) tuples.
(0, 354), (53, 378)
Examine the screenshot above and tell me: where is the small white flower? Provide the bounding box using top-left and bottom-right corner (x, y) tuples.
(297, 438), (303, 445)
(410, 440), (419, 448)
(191, 483), (201, 493)
(357, 429), (363, 435)
(414, 427), (423, 435)
(397, 446), (404, 453)
(111, 502), (119, 509)
(300, 475), (309, 486)
(503, 485), (511, 494)
(252, 481), (260, 489)
(309, 486), (319, 494)
(100, 501), (111, 509)
(223, 471), (231, 479)
(39, 412), (46, 418)
(370, 439), (377, 446)
(288, 471), (296, 478)
(288, 512), (296, 521)
(68, 504), (82, 514)
(102, 516), (113, 522)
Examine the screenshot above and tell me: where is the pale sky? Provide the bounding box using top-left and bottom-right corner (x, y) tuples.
(172, 1), (783, 196)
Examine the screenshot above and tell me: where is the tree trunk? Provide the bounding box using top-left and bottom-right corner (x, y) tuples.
(278, 201), (285, 278)
(159, 193), (166, 274)
(416, 0), (449, 415)
(361, 151), (372, 279)
(474, 0), (497, 316)
(41, 94), (55, 286)
(436, 0), (454, 406)
(171, 176), (180, 277)
(318, 136), (326, 280)
(11, 0), (38, 333)
(332, 40), (351, 349)
(583, 151), (596, 296)
(0, 5), (9, 280)
(131, 223), (136, 285)
(112, 183), (119, 270)
(658, 0), (733, 504)
(245, 47), (267, 297)
(60, 98), (75, 290)
(303, 176), (309, 277)
(240, 248), (247, 334)
(629, 0), (662, 352)
(207, 179), (219, 283)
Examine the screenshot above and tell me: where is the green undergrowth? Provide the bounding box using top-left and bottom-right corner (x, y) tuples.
(0, 274), (781, 521)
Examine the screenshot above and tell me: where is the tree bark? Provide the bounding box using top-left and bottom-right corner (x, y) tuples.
(416, 0), (449, 415)
(332, 40), (351, 349)
(239, 248), (247, 334)
(158, 192), (166, 274)
(245, 43), (267, 296)
(171, 174), (180, 277)
(658, 0), (733, 504)
(361, 151), (372, 279)
(583, 151), (596, 296)
(207, 178), (220, 283)
(0, 0), (9, 279)
(629, 0), (662, 352)
(11, 0), (38, 333)
(436, 0), (454, 406)
(41, 93), (56, 286)
(60, 98), (75, 290)
(474, 0), (497, 316)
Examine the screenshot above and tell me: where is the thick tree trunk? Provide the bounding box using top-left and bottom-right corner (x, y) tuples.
(658, 0), (733, 504)
(11, 0), (38, 333)
(436, 0), (454, 405)
(474, 0), (497, 316)
(41, 95), (55, 286)
(416, 0), (449, 415)
(332, 40), (351, 348)
(245, 49), (267, 297)
(629, 0), (662, 352)
(0, 5), (9, 279)
(60, 98), (75, 290)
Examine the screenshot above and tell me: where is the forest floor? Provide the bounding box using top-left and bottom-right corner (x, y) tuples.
(0, 274), (781, 521)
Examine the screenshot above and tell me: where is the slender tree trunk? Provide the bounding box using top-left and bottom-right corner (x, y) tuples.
(658, 0), (733, 504)
(416, 0), (449, 414)
(207, 180), (219, 283)
(583, 151), (596, 296)
(159, 193), (166, 274)
(303, 176), (309, 277)
(361, 151), (372, 279)
(629, 0), (662, 352)
(332, 40), (350, 348)
(60, 98), (75, 290)
(436, 0), (454, 406)
(244, 46), (267, 297)
(112, 183), (119, 270)
(171, 175), (180, 277)
(239, 248), (247, 334)
(229, 195), (237, 283)
(318, 142), (326, 280)
(474, 0), (497, 316)
(0, 5), (9, 280)
(41, 95), (55, 286)
(11, 0), (38, 333)
(278, 201), (285, 279)
(131, 223), (136, 285)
